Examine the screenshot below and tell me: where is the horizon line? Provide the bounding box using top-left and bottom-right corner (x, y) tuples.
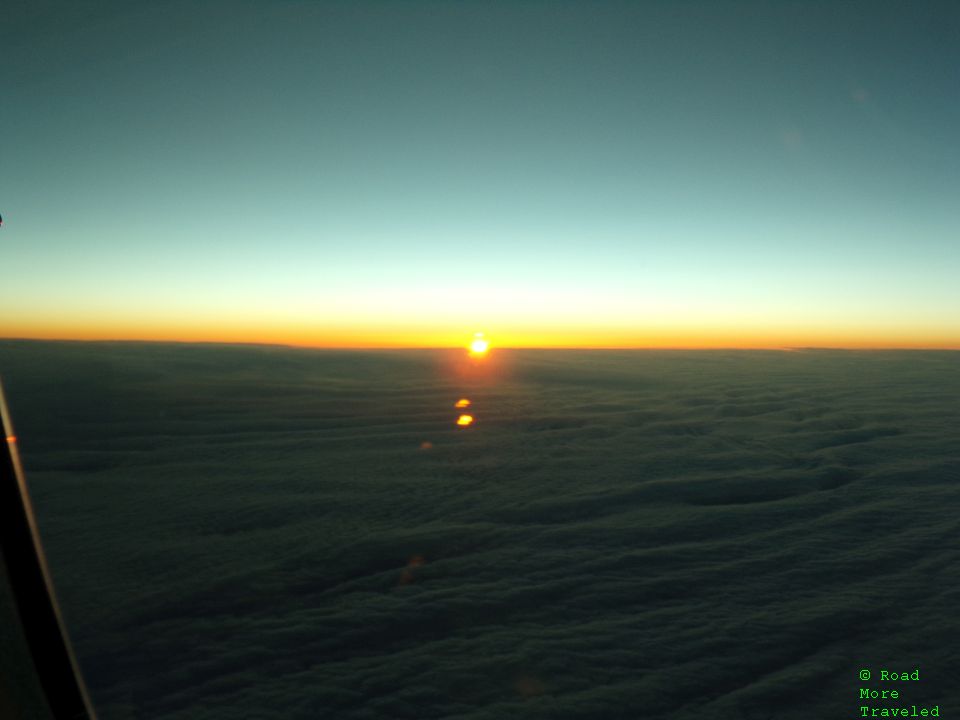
(1, 335), (958, 352)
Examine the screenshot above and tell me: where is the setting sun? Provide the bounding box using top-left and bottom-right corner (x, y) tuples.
(456, 414), (474, 427)
(469, 333), (489, 355)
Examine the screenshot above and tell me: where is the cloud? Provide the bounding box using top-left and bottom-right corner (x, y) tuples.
(1, 340), (958, 719)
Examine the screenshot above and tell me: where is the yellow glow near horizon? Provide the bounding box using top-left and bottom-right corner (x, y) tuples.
(456, 414), (474, 426)
(2, 311), (959, 350)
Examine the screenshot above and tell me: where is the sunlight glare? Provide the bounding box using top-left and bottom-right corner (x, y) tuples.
(469, 332), (489, 355)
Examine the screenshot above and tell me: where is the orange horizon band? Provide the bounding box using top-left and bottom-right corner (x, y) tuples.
(0, 329), (959, 351)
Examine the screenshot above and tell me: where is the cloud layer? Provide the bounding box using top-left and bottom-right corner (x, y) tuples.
(1, 341), (958, 719)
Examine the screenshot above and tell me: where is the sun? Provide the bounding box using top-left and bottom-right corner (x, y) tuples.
(469, 333), (489, 355)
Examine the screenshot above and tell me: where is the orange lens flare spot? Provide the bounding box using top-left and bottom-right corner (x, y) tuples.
(420, 441), (434, 450)
(398, 555), (426, 587)
(456, 414), (474, 427)
(514, 674), (547, 698)
(455, 398), (471, 408)
(5, 436), (15, 444)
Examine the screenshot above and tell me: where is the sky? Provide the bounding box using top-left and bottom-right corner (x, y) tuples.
(1, 0), (958, 349)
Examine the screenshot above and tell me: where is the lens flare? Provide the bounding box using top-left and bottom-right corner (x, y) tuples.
(456, 414), (474, 426)
(455, 398), (471, 408)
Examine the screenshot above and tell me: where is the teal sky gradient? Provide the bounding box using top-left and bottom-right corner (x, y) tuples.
(2, 1), (958, 346)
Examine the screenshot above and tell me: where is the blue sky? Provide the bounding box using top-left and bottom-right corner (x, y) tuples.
(2, 1), (958, 347)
